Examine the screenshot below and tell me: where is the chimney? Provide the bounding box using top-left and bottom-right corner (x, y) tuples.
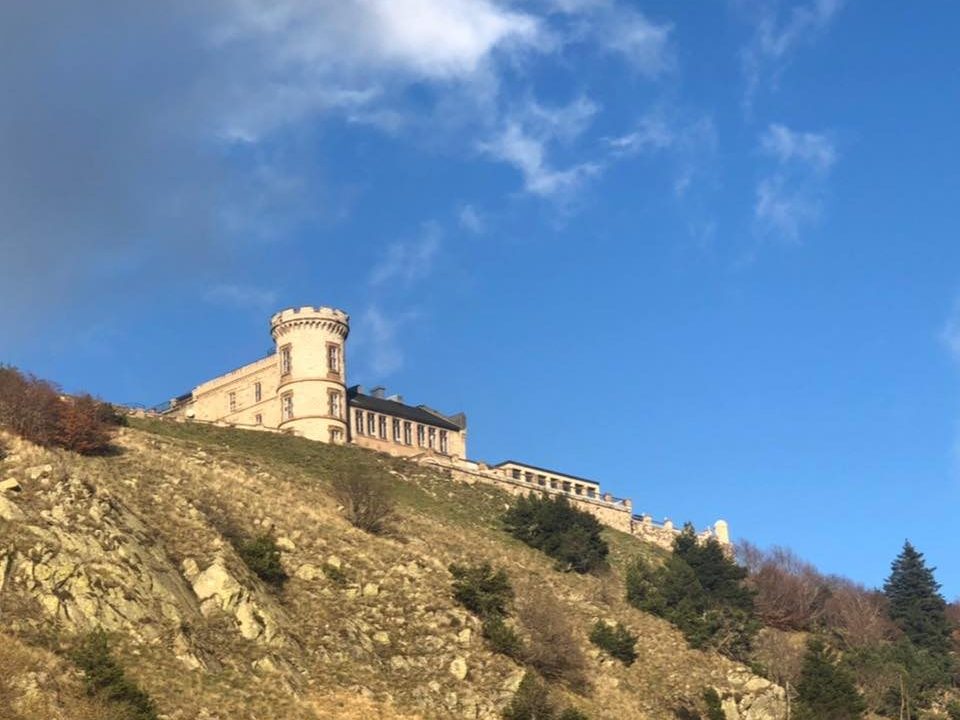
(371, 386), (386, 399)
(386, 394), (404, 404)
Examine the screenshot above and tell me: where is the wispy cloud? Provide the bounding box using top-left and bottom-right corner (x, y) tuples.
(355, 305), (418, 377)
(458, 204), (485, 234)
(369, 222), (443, 287)
(754, 123), (836, 242)
(738, 0), (844, 111)
(760, 123), (836, 172)
(608, 108), (717, 198)
(481, 96), (602, 198)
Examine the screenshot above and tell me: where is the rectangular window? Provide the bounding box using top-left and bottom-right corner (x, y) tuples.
(524, 472), (533, 483)
(575, 484), (583, 496)
(330, 427), (343, 444)
(511, 468), (521, 480)
(254, 381), (262, 403)
(378, 415), (387, 439)
(280, 345), (292, 375)
(327, 343), (341, 374)
(255, 413), (262, 425)
(428, 427), (436, 449)
(392, 418), (401, 442)
(228, 391), (237, 412)
(562, 481), (571, 493)
(439, 430), (448, 454)
(403, 422), (412, 445)
(587, 488), (596, 499)
(328, 391), (342, 418)
(367, 413), (376, 435)
(416, 424), (425, 447)
(537, 474), (546, 486)
(355, 410), (364, 435)
(281, 392), (294, 421)
(550, 478), (558, 489)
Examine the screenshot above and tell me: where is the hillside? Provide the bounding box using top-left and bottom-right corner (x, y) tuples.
(0, 419), (784, 719)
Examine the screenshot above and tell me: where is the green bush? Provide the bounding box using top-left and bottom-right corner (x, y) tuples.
(502, 673), (587, 720)
(70, 629), (157, 720)
(483, 615), (525, 660)
(947, 700), (960, 720)
(450, 562), (514, 619)
(502, 494), (608, 573)
(794, 639), (865, 720)
(625, 525), (757, 660)
(702, 689), (724, 720)
(235, 533), (288, 588)
(588, 620), (637, 666)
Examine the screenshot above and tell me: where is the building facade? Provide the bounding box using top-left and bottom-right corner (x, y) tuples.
(163, 306), (468, 458)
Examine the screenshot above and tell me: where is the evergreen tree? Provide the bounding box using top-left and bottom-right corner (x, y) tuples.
(502, 494), (608, 573)
(794, 639), (866, 720)
(883, 541), (952, 657)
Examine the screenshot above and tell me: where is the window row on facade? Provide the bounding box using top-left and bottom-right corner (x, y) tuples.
(508, 467), (597, 499)
(227, 381), (263, 414)
(354, 409), (449, 454)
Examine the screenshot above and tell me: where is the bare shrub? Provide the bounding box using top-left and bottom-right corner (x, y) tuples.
(519, 588), (587, 691)
(822, 578), (899, 650)
(331, 470), (395, 534)
(738, 542), (829, 631)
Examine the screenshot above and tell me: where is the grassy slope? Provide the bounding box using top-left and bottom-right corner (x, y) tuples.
(3, 418), (755, 719)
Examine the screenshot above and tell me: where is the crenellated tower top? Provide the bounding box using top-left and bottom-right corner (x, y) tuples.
(270, 306), (349, 340)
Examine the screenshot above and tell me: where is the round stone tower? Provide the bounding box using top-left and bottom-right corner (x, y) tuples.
(270, 306), (350, 443)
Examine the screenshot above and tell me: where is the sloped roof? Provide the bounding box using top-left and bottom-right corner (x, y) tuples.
(347, 387), (462, 431)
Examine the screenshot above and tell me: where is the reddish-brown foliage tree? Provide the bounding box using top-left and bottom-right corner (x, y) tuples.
(55, 394), (113, 455)
(0, 366), (113, 455)
(738, 542), (830, 631)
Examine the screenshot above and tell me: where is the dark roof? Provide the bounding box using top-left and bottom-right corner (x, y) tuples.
(347, 387), (462, 431)
(491, 460), (600, 486)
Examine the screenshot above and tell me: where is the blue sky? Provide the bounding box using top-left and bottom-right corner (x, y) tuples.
(3, 1), (960, 596)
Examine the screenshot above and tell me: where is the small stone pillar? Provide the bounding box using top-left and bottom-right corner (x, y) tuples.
(663, 519), (674, 531)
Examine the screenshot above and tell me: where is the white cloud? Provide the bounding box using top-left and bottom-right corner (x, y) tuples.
(754, 175), (819, 242)
(369, 222), (442, 287)
(608, 108), (717, 198)
(739, 0), (844, 109)
(458, 204), (485, 234)
(482, 122), (601, 197)
(754, 123), (836, 242)
(760, 123), (835, 172)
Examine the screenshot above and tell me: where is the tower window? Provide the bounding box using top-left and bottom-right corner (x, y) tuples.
(330, 427), (343, 444)
(328, 391), (342, 418)
(355, 410), (364, 435)
(280, 345), (292, 375)
(440, 430), (448, 454)
(255, 413), (262, 425)
(416, 424), (425, 447)
(393, 418), (401, 442)
(228, 391), (237, 412)
(281, 392), (294, 421)
(254, 381), (262, 402)
(367, 412), (376, 435)
(403, 421), (412, 445)
(378, 415), (387, 439)
(327, 343), (341, 374)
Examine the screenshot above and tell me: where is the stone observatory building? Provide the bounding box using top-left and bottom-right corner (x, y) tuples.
(162, 306), (468, 459)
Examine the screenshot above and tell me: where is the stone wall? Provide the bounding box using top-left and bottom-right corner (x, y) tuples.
(417, 456), (728, 551)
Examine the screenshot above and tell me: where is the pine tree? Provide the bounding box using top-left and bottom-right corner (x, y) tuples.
(883, 541), (952, 657)
(794, 639), (866, 720)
